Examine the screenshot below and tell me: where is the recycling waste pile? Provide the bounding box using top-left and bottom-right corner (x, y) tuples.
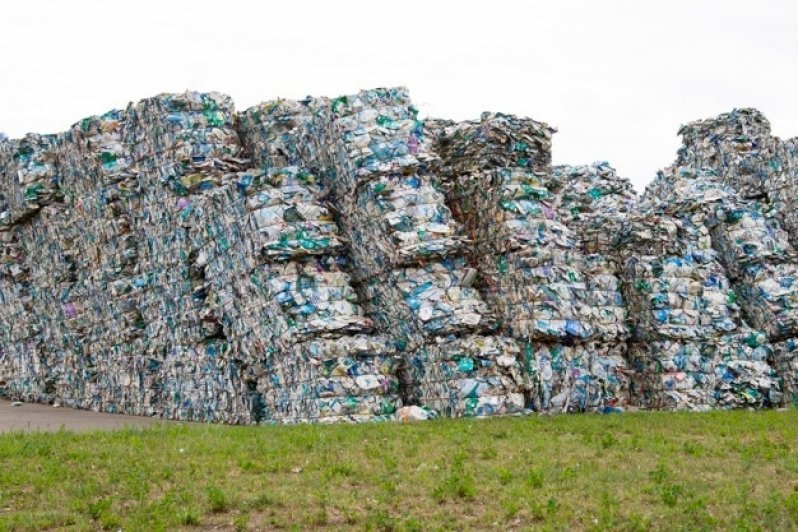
(1, 89), (797, 424)
(236, 90), (527, 418)
(432, 116), (631, 413)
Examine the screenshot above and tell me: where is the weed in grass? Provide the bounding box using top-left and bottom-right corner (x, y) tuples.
(233, 513), (250, 531)
(99, 511), (121, 530)
(601, 431), (618, 449)
(661, 483), (682, 507)
(649, 461), (669, 484)
(682, 440), (704, 456)
(86, 498), (111, 521)
(179, 508), (200, 526)
(546, 497), (559, 515)
(431, 452), (476, 502)
(402, 517), (423, 531)
(502, 499), (521, 520)
(365, 507), (396, 530)
(498, 468), (513, 485)
(480, 446), (498, 460)
(525, 468), (544, 489)
(246, 492), (277, 510)
(324, 462), (355, 480)
(207, 485), (228, 513)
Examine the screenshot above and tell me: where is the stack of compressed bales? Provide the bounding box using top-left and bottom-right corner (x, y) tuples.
(0, 134), (74, 403)
(271, 88), (526, 418)
(632, 167), (782, 409)
(239, 102), (405, 422)
(192, 168), (401, 423)
(434, 116), (630, 413)
(666, 109), (798, 405)
(130, 93), (402, 423)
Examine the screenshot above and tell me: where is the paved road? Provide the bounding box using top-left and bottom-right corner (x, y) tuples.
(0, 399), (159, 432)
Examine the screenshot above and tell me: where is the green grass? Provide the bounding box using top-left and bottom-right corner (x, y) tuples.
(2, 409), (798, 530)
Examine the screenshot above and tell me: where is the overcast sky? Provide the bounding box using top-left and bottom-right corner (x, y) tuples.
(1, 0), (796, 190)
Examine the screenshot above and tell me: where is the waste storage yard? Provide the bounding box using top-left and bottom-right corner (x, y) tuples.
(1, 410), (797, 530)
(0, 88), (797, 422)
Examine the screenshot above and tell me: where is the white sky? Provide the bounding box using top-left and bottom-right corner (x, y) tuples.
(1, 0), (796, 190)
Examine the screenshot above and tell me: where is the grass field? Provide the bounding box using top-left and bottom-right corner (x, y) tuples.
(1, 409), (797, 530)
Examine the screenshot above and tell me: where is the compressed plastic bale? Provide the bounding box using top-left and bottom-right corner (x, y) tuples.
(613, 213), (684, 262)
(123, 91), (246, 194)
(236, 98), (322, 171)
(337, 173), (467, 279)
(0, 134), (64, 224)
(627, 341), (717, 411)
(676, 108), (787, 198)
(236, 166), (345, 260)
(445, 167), (572, 256)
(308, 87), (439, 198)
(736, 262), (798, 341)
(622, 253), (739, 341)
(526, 342), (629, 414)
(478, 251), (605, 342)
(256, 334), (402, 424)
(402, 334), (525, 418)
(360, 257), (495, 351)
(433, 112), (555, 177)
(709, 204), (796, 279)
(712, 329), (782, 408)
(159, 342), (262, 424)
(581, 254), (629, 341)
(252, 257), (374, 342)
(772, 339), (798, 405)
(553, 162), (638, 228)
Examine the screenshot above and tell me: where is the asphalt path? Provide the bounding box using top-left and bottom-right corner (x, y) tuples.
(0, 399), (161, 432)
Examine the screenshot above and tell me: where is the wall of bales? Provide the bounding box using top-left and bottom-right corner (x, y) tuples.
(0, 91), (795, 423)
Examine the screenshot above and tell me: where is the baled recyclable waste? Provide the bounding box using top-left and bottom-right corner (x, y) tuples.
(622, 252), (739, 341)
(236, 89), (529, 418)
(628, 331), (781, 411)
(236, 99), (320, 172)
(401, 334), (526, 417)
(772, 339), (798, 405)
(526, 342), (630, 414)
(432, 112), (555, 177)
(676, 108), (785, 198)
(432, 117), (631, 412)
(0, 134), (63, 224)
(359, 257), (495, 351)
(553, 162), (638, 256)
(433, 123), (628, 345)
(307, 87), (440, 199)
(735, 262), (798, 341)
(334, 172), (468, 281)
(767, 137), (798, 248)
(2, 92), (796, 420)
(256, 335), (402, 423)
(185, 173), (402, 423)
